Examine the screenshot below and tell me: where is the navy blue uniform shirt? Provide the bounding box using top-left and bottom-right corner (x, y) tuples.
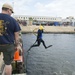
(0, 13), (21, 44)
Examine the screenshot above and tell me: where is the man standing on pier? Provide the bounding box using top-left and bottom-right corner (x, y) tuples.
(0, 3), (21, 75)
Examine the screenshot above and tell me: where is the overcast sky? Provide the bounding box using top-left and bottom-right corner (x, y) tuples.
(0, 0), (75, 18)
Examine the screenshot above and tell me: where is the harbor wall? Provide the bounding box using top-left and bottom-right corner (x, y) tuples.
(20, 26), (75, 34)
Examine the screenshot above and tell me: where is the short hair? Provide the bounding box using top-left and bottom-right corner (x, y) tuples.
(2, 7), (9, 11)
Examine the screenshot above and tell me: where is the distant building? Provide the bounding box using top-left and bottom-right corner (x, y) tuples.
(62, 16), (75, 26)
(13, 15), (62, 26)
(13, 15), (75, 26)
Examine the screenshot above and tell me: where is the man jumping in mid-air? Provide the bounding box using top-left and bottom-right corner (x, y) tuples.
(29, 25), (52, 51)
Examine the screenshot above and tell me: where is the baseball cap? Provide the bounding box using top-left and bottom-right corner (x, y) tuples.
(2, 3), (14, 13)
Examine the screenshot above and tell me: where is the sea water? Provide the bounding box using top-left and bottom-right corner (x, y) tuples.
(22, 34), (75, 75)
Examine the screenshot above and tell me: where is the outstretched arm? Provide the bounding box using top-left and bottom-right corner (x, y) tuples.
(33, 28), (38, 36)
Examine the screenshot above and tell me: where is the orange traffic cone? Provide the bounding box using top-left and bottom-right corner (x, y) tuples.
(14, 50), (21, 61)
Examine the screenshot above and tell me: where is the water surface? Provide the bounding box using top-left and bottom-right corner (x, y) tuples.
(22, 34), (75, 75)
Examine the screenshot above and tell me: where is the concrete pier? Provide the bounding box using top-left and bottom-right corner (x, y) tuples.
(20, 26), (75, 34)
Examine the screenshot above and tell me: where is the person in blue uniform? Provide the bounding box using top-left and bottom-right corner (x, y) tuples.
(30, 25), (52, 49)
(0, 3), (21, 75)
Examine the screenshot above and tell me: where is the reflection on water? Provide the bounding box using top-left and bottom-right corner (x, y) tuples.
(22, 34), (75, 75)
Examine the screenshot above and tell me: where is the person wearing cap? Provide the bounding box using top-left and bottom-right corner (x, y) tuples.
(0, 3), (21, 75)
(2, 3), (14, 15)
(29, 25), (52, 49)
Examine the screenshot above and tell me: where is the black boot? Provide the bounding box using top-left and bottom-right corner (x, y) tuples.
(45, 45), (52, 49)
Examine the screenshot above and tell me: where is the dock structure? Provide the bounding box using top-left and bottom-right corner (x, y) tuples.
(20, 26), (75, 34)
